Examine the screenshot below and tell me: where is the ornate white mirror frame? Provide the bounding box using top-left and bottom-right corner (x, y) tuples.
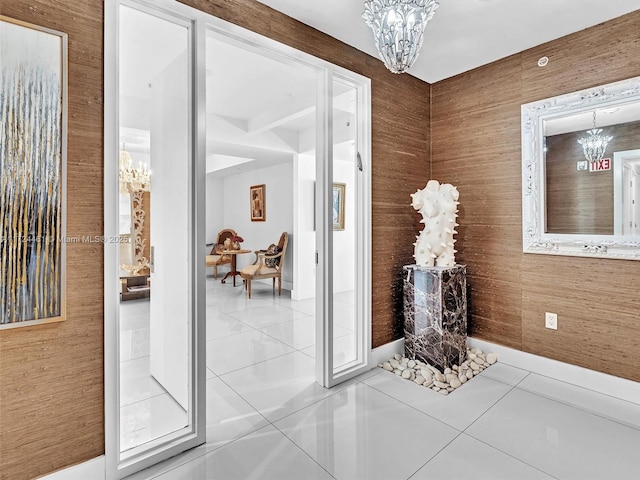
(521, 75), (640, 260)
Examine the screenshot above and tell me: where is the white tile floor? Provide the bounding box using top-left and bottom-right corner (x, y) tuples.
(124, 276), (640, 480)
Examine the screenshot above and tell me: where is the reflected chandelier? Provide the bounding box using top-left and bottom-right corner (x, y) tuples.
(363, 0), (439, 74)
(577, 111), (613, 163)
(119, 145), (151, 193)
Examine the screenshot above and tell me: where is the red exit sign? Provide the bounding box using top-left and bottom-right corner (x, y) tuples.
(590, 158), (611, 172)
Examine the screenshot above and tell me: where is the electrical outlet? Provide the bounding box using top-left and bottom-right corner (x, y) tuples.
(545, 312), (558, 330)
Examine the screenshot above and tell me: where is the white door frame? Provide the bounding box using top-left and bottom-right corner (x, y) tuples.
(200, 13), (372, 387)
(104, 0), (206, 478)
(105, 4), (371, 476)
(613, 149), (640, 235)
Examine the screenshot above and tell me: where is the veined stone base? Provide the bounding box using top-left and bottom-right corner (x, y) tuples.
(403, 264), (467, 371)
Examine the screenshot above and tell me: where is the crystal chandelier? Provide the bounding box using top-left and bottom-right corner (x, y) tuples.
(362, 0), (439, 74)
(119, 145), (151, 193)
(577, 111), (613, 163)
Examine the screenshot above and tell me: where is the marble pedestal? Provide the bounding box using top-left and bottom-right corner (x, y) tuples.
(403, 264), (467, 371)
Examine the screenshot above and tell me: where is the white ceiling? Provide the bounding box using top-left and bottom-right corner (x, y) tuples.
(255, 0), (640, 83)
(120, 1), (640, 176)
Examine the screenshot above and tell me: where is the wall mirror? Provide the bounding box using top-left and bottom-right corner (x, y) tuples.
(521, 75), (640, 260)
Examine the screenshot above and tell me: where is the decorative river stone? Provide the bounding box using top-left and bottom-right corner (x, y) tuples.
(378, 348), (497, 395)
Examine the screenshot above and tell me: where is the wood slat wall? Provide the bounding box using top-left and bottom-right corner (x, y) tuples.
(0, 1), (105, 480)
(432, 11), (640, 382)
(179, 0), (432, 347)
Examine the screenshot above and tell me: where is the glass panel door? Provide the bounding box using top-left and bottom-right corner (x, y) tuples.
(317, 72), (371, 387)
(112, 2), (205, 476)
(332, 80), (358, 371)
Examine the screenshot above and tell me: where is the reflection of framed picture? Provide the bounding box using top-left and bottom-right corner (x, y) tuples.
(0, 16), (68, 329)
(333, 183), (346, 230)
(250, 184), (266, 222)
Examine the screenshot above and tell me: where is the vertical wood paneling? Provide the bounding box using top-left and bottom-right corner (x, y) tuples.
(432, 11), (640, 382)
(179, 0), (431, 347)
(0, 1), (104, 479)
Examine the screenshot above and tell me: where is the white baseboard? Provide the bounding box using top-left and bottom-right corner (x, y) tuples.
(369, 338), (404, 368)
(369, 336), (639, 405)
(468, 337), (640, 405)
(38, 455), (105, 480)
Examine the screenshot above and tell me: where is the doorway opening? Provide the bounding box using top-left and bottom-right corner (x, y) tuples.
(106, 1), (371, 477)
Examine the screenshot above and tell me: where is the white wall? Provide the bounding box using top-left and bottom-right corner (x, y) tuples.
(205, 173), (224, 244)
(292, 153), (316, 300)
(333, 158), (355, 293)
(219, 162), (294, 286)
(149, 51), (189, 410)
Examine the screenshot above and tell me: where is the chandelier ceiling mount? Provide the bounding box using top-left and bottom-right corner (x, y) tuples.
(363, 0), (440, 74)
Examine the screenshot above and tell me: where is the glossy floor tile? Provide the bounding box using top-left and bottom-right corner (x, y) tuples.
(154, 425), (333, 480)
(413, 433), (555, 480)
(259, 314), (352, 351)
(363, 369), (512, 430)
(205, 377), (269, 448)
(517, 372), (640, 430)
(206, 329), (296, 375)
(275, 382), (459, 480)
(120, 393), (187, 452)
(221, 351), (337, 422)
(226, 304), (309, 329)
(476, 361), (530, 386)
(120, 356), (165, 407)
(205, 310), (255, 341)
(466, 388), (640, 480)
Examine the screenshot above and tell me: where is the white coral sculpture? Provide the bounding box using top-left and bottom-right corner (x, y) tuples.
(411, 180), (459, 267)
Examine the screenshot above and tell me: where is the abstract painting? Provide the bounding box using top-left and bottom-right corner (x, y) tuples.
(0, 17), (67, 328)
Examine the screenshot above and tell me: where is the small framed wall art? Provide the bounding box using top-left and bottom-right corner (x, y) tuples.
(250, 184), (266, 222)
(0, 16), (68, 329)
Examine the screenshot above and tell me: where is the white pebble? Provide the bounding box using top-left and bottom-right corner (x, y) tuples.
(458, 373), (467, 384)
(444, 368), (452, 374)
(382, 362), (393, 371)
(469, 361), (480, 371)
(390, 359), (400, 369)
(450, 378), (462, 388)
(466, 370), (473, 380)
(407, 360), (416, 369)
(434, 380), (449, 389)
(438, 389), (449, 396)
(435, 372), (446, 383)
(487, 353), (497, 365)
(402, 369), (412, 379)
(414, 375), (425, 385)
(394, 354), (402, 361)
(426, 365), (442, 375)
